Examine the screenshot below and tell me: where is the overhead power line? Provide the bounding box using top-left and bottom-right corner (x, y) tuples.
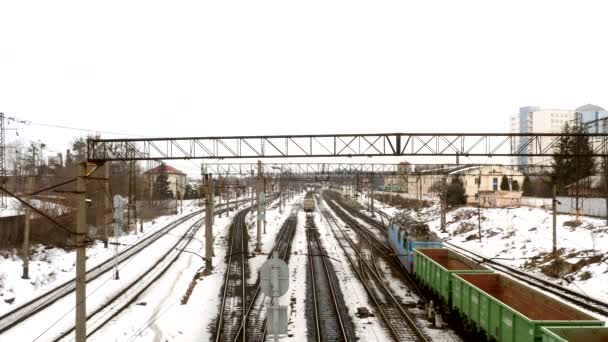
(6, 115), (154, 138)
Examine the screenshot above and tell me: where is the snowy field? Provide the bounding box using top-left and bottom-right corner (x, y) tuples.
(0, 197), (69, 218)
(368, 196), (608, 306)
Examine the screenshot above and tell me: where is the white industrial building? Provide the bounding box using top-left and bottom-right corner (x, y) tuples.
(510, 107), (577, 166)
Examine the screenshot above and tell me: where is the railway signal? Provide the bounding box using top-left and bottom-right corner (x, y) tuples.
(260, 253), (289, 341)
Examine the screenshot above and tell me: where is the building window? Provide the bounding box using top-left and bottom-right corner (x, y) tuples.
(493, 178), (498, 191)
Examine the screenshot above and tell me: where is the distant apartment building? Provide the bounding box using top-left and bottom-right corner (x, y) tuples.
(578, 104), (608, 133)
(510, 107), (577, 166)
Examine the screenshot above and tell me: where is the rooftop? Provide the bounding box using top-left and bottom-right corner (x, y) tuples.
(144, 164), (186, 175)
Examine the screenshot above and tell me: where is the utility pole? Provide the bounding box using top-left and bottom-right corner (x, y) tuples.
(204, 173), (213, 270)
(370, 174), (375, 217)
(250, 170), (254, 207)
(97, 164), (106, 248)
(103, 162), (111, 247)
(552, 183), (558, 255)
(21, 177), (34, 279)
(175, 177), (179, 215)
(75, 162), (87, 342)
(477, 169), (481, 242)
(278, 167), (283, 214)
(440, 177), (447, 231)
(0, 112), (6, 208)
(256, 160), (262, 252)
(604, 156), (608, 226)
(263, 175), (267, 234)
(22, 209), (31, 279)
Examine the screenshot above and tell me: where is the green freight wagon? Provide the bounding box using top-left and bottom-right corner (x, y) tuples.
(414, 248), (491, 303)
(541, 326), (608, 342)
(452, 273), (604, 342)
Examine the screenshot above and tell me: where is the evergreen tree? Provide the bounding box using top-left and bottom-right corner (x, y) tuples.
(500, 175), (510, 191)
(512, 179), (520, 191)
(153, 164), (173, 200)
(551, 123), (596, 194)
(446, 177), (467, 206)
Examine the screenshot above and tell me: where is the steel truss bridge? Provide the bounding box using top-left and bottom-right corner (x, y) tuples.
(87, 133), (608, 162)
(203, 163), (554, 177)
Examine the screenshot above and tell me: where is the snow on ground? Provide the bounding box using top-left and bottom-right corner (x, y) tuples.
(3, 204), (209, 341)
(0, 200), (203, 315)
(369, 193), (608, 306)
(245, 195), (301, 286)
(284, 210), (309, 341)
(425, 204), (608, 304)
(90, 195), (302, 341)
(315, 200), (391, 341)
(321, 197), (461, 341)
(0, 197), (69, 218)
(90, 203), (249, 342)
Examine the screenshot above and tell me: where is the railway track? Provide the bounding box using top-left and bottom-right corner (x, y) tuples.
(320, 198), (429, 342)
(342, 192), (608, 319)
(215, 208), (250, 342)
(214, 205), (299, 342)
(325, 194), (429, 302)
(305, 215), (352, 342)
(445, 241), (608, 317)
(242, 207), (298, 342)
(0, 199), (248, 340)
(54, 214), (210, 341)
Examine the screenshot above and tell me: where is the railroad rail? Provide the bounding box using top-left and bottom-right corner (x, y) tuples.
(215, 208), (251, 342)
(306, 215), (352, 342)
(320, 197), (429, 342)
(445, 241), (608, 318)
(54, 214), (210, 341)
(0, 199), (247, 339)
(344, 192), (608, 319)
(326, 193), (432, 302)
(242, 207), (298, 342)
(214, 204), (299, 342)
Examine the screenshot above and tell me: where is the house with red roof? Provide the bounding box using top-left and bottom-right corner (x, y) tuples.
(143, 164), (187, 198)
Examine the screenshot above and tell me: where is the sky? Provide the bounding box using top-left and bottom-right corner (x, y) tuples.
(1, 0), (607, 176)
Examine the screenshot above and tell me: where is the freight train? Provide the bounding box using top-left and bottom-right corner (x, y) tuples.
(387, 216), (608, 342)
(388, 217), (442, 273)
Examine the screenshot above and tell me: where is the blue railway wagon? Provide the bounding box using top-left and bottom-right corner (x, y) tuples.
(388, 223), (442, 273)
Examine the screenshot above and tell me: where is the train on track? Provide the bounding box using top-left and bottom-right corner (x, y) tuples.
(388, 217), (442, 273)
(387, 216), (608, 342)
(304, 191), (315, 213)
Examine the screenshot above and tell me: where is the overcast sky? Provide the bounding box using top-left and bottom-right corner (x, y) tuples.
(1, 1), (607, 176)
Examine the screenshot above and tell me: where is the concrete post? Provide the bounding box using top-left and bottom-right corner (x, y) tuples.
(552, 183), (557, 255)
(104, 162), (111, 246)
(263, 176), (267, 234)
(218, 176), (223, 218)
(21, 209), (30, 279)
(250, 170), (254, 207)
(370, 175), (375, 218)
(256, 160), (262, 252)
(75, 162), (87, 342)
(205, 174), (213, 270)
(21, 177), (34, 279)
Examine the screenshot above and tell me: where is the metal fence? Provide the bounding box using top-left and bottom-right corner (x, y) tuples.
(522, 196), (608, 217)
